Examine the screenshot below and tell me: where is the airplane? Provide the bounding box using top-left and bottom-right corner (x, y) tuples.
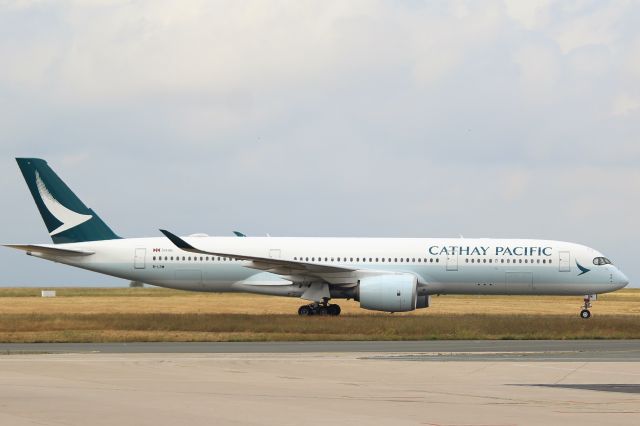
(4, 158), (629, 318)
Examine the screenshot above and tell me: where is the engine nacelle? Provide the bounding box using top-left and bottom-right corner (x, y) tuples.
(359, 274), (420, 312)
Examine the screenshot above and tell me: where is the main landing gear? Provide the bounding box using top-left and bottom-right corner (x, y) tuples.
(298, 302), (341, 316)
(580, 294), (595, 319)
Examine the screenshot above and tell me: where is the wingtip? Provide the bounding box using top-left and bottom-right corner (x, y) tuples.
(159, 229), (178, 241)
(159, 229), (194, 250)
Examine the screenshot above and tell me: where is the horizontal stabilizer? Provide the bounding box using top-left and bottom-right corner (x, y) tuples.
(3, 244), (95, 256)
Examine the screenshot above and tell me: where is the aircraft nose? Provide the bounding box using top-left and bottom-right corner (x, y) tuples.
(614, 269), (629, 289)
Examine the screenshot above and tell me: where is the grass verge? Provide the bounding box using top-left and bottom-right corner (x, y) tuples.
(0, 313), (639, 342)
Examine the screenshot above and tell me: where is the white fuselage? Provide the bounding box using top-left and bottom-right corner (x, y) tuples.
(30, 236), (629, 297)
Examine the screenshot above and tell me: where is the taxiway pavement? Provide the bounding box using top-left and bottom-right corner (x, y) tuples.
(1, 340), (640, 361)
(1, 341), (638, 425)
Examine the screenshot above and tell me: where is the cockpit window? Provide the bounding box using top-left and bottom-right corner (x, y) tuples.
(593, 257), (612, 265)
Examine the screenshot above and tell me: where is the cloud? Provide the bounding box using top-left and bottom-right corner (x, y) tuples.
(550, 1), (627, 54)
(611, 93), (640, 116)
(504, 0), (551, 30)
(512, 42), (562, 101)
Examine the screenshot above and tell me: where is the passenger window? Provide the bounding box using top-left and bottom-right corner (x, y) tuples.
(436, 258), (439, 263)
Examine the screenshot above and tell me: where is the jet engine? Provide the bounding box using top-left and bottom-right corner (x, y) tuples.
(358, 274), (429, 312)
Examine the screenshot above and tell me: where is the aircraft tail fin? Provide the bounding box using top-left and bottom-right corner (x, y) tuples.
(15, 158), (121, 244)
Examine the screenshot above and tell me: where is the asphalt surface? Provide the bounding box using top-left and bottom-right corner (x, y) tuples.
(1, 340), (639, 361)
(1, 352), (638, 425)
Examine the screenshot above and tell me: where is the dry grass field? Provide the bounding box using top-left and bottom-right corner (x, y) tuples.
(0, 287), (638, 342)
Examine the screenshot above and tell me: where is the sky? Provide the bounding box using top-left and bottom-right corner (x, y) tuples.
(0, 0), (638, 288)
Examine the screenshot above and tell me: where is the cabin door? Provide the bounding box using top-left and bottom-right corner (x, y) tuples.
(269, 249), (281, 259)
(559, 251), (571, 272)
(446, 253), (458, 271)
(134, 248), (146, 269)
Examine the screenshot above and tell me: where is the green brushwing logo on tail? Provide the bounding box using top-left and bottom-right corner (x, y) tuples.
(16, 158), (121, 244)
(35, 171), (93, 236)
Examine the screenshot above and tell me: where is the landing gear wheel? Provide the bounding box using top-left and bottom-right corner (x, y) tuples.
(579, 294), (595, 319)
(298, 305), (312, 316)
(297, 303), (341, 316)
(328, 304), (341, 316)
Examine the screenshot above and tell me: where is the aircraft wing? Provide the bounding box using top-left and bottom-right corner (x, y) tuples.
(4, 244), (95, 256)
(160, 229), (357, 284)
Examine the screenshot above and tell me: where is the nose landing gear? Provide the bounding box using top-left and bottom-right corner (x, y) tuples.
(579, 294), (596, 319)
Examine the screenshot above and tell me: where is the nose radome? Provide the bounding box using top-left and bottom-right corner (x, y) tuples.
(616, 269), (629, 288)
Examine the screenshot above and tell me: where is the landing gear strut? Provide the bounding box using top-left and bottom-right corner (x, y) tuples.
(297, 302), (341, 316)
(580, 294), (595, 319)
